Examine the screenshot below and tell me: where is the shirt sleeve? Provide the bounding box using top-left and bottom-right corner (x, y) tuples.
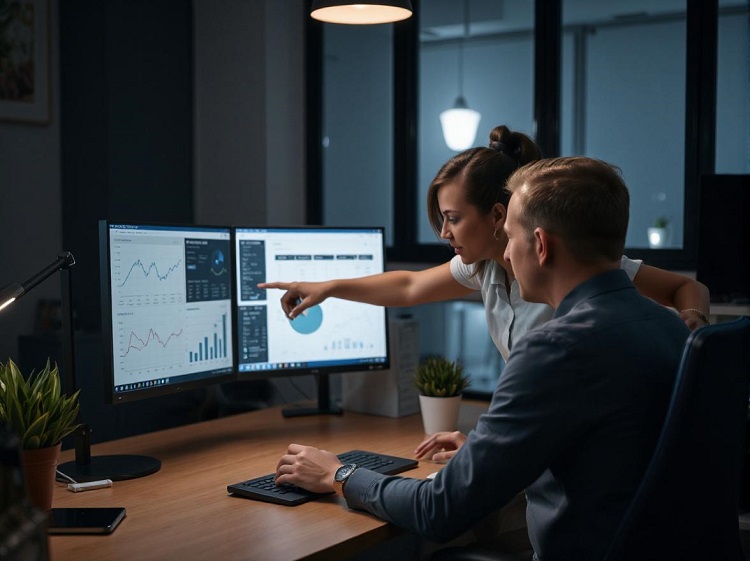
(620, 255), (642, 281)
(343, 329), (578, 543)
(449, 255), (482, 290)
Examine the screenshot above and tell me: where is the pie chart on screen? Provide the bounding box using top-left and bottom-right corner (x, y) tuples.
(289, 305), (323, 334)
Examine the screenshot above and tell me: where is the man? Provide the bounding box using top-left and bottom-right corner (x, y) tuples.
(275, 157), (690, 560)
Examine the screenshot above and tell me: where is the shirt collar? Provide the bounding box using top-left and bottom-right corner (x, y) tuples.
(553, 269), (633, 319)
(488, 260), (509, 288)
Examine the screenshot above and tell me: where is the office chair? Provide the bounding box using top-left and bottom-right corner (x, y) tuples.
(604, 316), (750, 561)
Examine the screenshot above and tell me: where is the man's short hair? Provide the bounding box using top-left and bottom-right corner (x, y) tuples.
(506, 156), (629, 264)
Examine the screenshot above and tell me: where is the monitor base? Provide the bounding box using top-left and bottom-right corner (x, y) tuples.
(57, 455), (161, 482)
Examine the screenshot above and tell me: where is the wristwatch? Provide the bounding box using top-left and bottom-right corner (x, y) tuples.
(333, 463), (358, 496)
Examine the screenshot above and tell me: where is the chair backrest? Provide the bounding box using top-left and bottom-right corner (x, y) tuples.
(605, 316), (750, 561)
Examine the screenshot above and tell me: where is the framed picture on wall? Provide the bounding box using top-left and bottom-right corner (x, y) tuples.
(0, 0), (50, 124)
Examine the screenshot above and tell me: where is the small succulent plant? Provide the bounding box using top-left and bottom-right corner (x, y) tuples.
(413, 356), (470, 398)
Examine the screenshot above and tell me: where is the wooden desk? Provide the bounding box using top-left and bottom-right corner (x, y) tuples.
(49, 402), (487, 561)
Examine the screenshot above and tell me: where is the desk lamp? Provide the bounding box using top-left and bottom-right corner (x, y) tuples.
(1, 253), (160, 481)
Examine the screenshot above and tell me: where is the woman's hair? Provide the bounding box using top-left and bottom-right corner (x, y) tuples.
(427, 126), (541, 236)
(426, 125), (542, 274)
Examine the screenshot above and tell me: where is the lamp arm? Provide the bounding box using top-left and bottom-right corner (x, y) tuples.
(20, 252), (76, 295)
(0, 252), (76, 310)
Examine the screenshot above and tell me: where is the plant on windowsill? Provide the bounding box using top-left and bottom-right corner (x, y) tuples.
(414, 356), (470, 435)
(0, 358), (81, 510)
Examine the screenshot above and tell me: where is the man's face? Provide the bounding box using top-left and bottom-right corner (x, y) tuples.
(504, 190), (542, 302)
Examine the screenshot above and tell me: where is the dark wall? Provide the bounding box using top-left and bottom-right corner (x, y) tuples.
(60, 0), (194, 333)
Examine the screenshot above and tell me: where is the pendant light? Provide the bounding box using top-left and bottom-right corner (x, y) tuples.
(310, 1), (413, 25)
(439, 0), (481, 151)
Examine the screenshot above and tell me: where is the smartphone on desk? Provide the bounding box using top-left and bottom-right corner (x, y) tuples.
(48, 507), (126, 535)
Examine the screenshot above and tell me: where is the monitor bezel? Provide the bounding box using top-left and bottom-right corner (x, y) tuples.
(99, 220), (236, 405)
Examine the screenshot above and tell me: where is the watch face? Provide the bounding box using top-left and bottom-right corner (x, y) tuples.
(335, 464), (357, 482)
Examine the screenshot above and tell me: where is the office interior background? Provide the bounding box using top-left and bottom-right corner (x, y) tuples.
(0, 1), (748, 436)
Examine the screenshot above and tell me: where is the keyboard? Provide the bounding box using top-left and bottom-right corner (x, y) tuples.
(227, 449), (418, 506)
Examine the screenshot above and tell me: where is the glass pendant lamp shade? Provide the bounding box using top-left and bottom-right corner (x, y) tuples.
(440, 96), (481, 151)
(310, 1), (413, 24)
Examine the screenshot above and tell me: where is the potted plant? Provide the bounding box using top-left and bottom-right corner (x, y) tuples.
(0, 358), (81, 510)
(648, 216), (670, 248)
(413, 356), (470, 435)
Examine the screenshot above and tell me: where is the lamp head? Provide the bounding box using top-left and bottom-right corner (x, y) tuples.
(440, 96), (481, 151)
(310, 1), (412, 25)
(0, 283), (24, 311)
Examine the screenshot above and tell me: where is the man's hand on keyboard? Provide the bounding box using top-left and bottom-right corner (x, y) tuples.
(275, 443), (343, 494)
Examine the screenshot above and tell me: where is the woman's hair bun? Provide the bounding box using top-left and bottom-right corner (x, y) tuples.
(488, 125), (542, 165)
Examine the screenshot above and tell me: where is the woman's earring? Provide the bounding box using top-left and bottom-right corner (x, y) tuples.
(493, 228), (501, 241)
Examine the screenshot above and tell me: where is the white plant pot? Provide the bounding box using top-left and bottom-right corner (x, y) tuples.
(647, 227), (670, 248)
(418, 394), (462, 435)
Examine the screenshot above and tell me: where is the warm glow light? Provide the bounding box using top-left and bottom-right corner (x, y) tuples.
(0, 282), (24, 312)
(440, 106), (481, 151)
(311, 4), (412, 25)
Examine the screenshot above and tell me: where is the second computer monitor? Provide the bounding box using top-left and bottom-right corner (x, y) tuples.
(234, 227), (389, 377)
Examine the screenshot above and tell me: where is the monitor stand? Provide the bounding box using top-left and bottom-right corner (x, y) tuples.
(56, 425), (161, 482)
(282, 374), (343, 417)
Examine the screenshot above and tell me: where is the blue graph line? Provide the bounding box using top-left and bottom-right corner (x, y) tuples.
(118, 259), (183, 287)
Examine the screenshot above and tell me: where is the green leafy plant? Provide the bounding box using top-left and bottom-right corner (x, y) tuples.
(0, 358), (81, 450)
(653, 216), (669, 228)
(413, 356), (470, 398)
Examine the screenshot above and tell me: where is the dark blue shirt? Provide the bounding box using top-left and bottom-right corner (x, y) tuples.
(344, 269), (690, 560)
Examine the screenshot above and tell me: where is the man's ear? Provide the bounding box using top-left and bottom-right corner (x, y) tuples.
(534, 228), (552, 266)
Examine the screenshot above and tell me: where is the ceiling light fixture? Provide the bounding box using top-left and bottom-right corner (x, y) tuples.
(439, 0), (481, 151)
(310, 1), (413, 25)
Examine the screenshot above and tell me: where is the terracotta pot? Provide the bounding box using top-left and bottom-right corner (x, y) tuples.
(20, 443), (61, 511)
(418, 394), (462, 435)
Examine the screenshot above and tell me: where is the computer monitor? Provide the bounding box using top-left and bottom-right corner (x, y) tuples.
(696, 175), (750, 304)
(58, 221), (234, 482)
(234, 226), (390, 416)
(100, 221), (235, 403)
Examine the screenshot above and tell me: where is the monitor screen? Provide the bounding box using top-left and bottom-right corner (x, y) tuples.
(100, 221), (235, 403)
(234, 227), (389, 378)
(696, 175), (750, 304)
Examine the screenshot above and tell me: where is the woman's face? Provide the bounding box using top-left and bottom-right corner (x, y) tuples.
(437, 179), (505, 264)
